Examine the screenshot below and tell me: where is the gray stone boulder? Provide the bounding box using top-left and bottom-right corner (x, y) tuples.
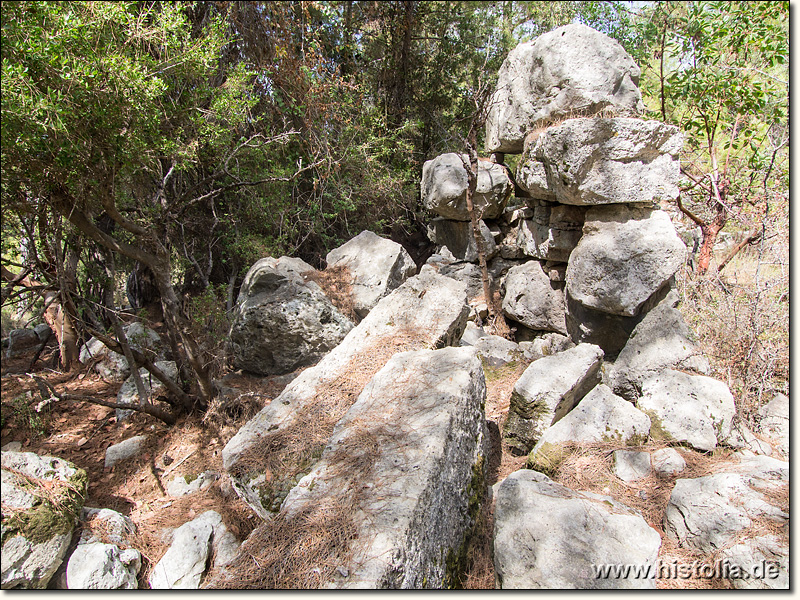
(325, 231), (417, 318)
(1, 451), (87, 589)
(566, 205), (685, 317)
(460, 325), (523, 366)
(608, 291), (697, 400)
(79, 507), (136, 546)
(724, 420), (773, 456)
(517, 118), (682, 205)
(504, 343), (603, 454)
(758, 393), (789, 457)
(275, 346), (487, 588)
(149, 510), (239, 589)
(223, 270), (470, 518)
(501, 260), (567, 335)
(493, 470), (660, 589)
(5, 328), (40, 358)
(115, 360), (178, 421)
(104, 435), (148, 469)
(423, 254), (485, 300)
(229, 256), (354, 376)
(518, 332), (574, 361)
(510, 202), (585, 262)
(650, 448), (686, 476)
(427, 218), (498, 263)
(527, 384), (650, 473)
(421, 153), (512, 220)
(486, 23), (644, 154)
(638, 369), (736, 452)
(613, 450), (652, 483)
(165, 471), (219, 497)
(66, 543), (140, 589)
(720, 535), (788, 589)
(664, 455), (788, 553)
(79, 322), (162, 381)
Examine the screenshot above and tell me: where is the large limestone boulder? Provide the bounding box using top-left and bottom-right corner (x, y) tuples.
(223, 270), (470, 518)
(66, 543), (140, 590)
(504, 343), (603, 454)
(1, 452), (87, 589)
(608, 292), (697, 400)
(149, 510), (239, 589)
(485, 24), (644, 154)
(638, 369), (736, 452)
(494, 470), (660, 589)
(421, 153), (512, 220)
(720, 535), (789, 589)
(566, 205), (685, 318)
(325, 231), (417, 318)
(758, 393), (789, 458)
(664, 455), (788, 554)
(427, 218), (498, 263)
(516, 118), (682, 205)
(527, 384), (650, 474)
(229, 256), (354, 375)
(79, 322), (162, 381)
(509, 202), (585, 262)
(501, 260), (567, 335)
(272, 346), (488, 588)
(423, 254), (485, 300)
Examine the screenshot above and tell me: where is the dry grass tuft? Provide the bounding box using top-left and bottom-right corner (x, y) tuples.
(304, 265), (358, 323)
(207, 420), (403, 589)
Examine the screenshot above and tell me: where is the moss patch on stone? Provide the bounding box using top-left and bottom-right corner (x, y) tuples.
(526, 442), (569, 478)
(443, 453), (486, 590)
(1, 467), (88, 546)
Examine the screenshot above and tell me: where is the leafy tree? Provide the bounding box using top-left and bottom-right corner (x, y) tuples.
(633, 1), (788, 275)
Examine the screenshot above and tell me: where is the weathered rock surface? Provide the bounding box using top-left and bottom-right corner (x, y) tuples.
(504, 343), (603, 454)
(276, 346), (487, 588)
(758, 393), (789, 457)
(463, 330), (523, 367)
(724, 420), (773, 456)
(501, 260), (567, 334)
(566, 205), (685, 317)
(613, 450), (652, 482)
(5, 328), (41, 358)
(104, 435), (148, 469)
(423, 254), (485, 300)
(223, 270), (470, 518)
(165, 471), (219, 497)
(115, 360), (178, 421)
(608, 291), (696, 400)
(229, 256), (354, 375)
(650, 448), (686, 476)
(493, 470), (660, 589)
(486, 24), (643, 154)
(527, 385), (650, 473)
(638, 369), (736, 452)
(517, 118), (682, 205)
(149, 510), (239, 589)
(664, 455), (788, 553)
(66, 543), (140, 589)
(517, 332), (574, 361)
(1, 451), (87, 589)
(421, 153), (512, 220)
(326, 230), (417, 317)
(79, 322), (162, 380)
(720, 535), (789, 589)
(504, 201), (585, 263)
(428, 218), (498, 263)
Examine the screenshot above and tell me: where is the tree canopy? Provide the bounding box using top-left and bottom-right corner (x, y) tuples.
(1, 1), (789, 421)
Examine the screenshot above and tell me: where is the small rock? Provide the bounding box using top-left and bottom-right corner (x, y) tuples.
(104, 436), (148, 469)
(613, 450), (652, 482)
(650, 448), (685, 476)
